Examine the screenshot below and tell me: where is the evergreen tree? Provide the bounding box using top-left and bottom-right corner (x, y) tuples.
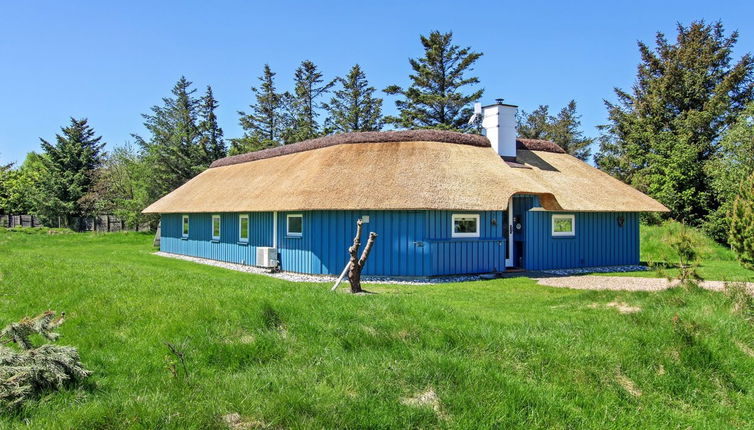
(384, 31), (483, 131)
(323, 64), (383, 133)
(198, 86), (226, 162)
(37, 118), (105, 224)
(232, 64), (284, 154)
(517, 105), (550, 140)
(517, 101), (593, 160)
(705, 102), (754, 242)
(595, 21), (754, 224)
(729, 173), (754, 270)
(134, 77), (211, 199)
(283, 60), (335, 143)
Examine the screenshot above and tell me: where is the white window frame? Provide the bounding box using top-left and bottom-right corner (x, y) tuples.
(181, 215), (189, 238)
(552, 214), (575, 237)
(287, 214), (303, 237)
(238, 214), (249, 243)
(451, 213), (480, 238)
(212, 214), (221, 241)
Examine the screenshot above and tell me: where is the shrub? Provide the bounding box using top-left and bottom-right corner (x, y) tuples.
(664, 223), (703, 287)
(729, 174), (754, 270)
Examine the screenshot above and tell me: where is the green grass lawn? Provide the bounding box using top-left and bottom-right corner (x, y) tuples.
(602, 221), (754, 282)
(1, 229), (754, 429)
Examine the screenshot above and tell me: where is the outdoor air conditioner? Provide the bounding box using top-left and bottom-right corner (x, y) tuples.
(256, 247), (278, 268)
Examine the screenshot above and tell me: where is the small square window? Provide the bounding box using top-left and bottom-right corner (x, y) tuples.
(552, 214), (575, 237)
(287, 214), (303, 237)
(239, 214), (249, 242)
(452, 214), (480, 238)
(182, 215), (189, 238)
(212, 215), (221, 240)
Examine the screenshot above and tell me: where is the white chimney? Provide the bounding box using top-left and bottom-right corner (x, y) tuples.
(481, 99), (518, 160)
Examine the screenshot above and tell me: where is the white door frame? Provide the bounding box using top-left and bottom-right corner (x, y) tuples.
(505, 198), (514, 267)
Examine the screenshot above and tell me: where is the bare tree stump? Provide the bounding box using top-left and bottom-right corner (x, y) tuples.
(347, 219), (378, 293)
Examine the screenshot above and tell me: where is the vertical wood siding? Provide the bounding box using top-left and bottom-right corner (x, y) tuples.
(425, 210), (506, 275)
(523, 211), (640, 270)
(160, 207), (641, 276)
(277, 210), (428, 276)
(160, 212), (273, 265)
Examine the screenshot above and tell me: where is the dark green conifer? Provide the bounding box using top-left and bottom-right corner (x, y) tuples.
(384, 31), (483, 131)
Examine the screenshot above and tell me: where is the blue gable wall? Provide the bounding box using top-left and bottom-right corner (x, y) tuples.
(160, 206), (641, 276)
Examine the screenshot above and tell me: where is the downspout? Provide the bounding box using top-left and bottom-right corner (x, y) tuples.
(508, 198), (514, 267)
(272, 211), (278, 249)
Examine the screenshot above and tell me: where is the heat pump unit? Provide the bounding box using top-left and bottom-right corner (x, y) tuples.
(256, 247), (278, 268)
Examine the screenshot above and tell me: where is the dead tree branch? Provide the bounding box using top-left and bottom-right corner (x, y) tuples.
(347, 219), (378, 293)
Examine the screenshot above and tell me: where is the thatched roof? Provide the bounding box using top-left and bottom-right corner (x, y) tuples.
(143, 130), (668, 214)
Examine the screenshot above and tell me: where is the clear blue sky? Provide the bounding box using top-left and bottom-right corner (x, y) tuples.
(1, 0), (752, 165)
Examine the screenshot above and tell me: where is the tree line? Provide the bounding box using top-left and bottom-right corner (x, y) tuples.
(1, 22), (753, 255)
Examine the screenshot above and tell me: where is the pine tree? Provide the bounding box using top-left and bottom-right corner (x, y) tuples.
(37, 118), (105, 224)
(517, 105), (550, 140)
(198, 85), (226, 162)
(232, 64), (284, 154)
(384, 31), (483, 131)
(134, 77), (211, 199)
(595, 21), (754, 224)
(729, 173), (754, 270)
(283, 60), (335, 143)
(517, 101), (593, 160)
(323, 64), (383, 133)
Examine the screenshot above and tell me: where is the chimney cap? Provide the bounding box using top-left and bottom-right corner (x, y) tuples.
(482, 101), (518, 109)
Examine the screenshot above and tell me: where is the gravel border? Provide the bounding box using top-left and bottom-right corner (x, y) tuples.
(154, 252), (482, 285)
(540, 265), (648, 276)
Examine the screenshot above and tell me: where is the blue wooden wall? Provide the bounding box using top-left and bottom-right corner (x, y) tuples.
(523, 211), (640, 270)
(425, 210), (506, 275)
(160, 212), (273, 265)
(160, 207), (641, 276)
(277, 210), (429, 276)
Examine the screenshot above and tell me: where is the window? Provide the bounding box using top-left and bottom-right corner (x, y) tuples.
(239, 214), (249, 242)
(287, 214), (303, 237)
(212, 215), (221, 240)
(182, 215), (189, 238)
(552, 214), (575, 237)
(452, 214), (480, 238)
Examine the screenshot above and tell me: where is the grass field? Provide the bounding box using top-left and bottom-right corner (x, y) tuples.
(602, 221), (754, 282)
(1, 228), (753, 429)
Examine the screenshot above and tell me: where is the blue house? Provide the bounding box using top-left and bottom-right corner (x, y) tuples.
(143, 102), (667, 276)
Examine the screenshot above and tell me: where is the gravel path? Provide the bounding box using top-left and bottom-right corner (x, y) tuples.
(535, 275), (754, 294)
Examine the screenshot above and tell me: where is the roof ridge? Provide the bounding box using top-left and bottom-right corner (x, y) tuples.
(210, 130), (490, 168)
(210, 131), (567, 169)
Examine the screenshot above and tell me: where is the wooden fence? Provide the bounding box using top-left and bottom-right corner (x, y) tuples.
(1, 214), (148, 232)
(0, 214), (43, 228)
